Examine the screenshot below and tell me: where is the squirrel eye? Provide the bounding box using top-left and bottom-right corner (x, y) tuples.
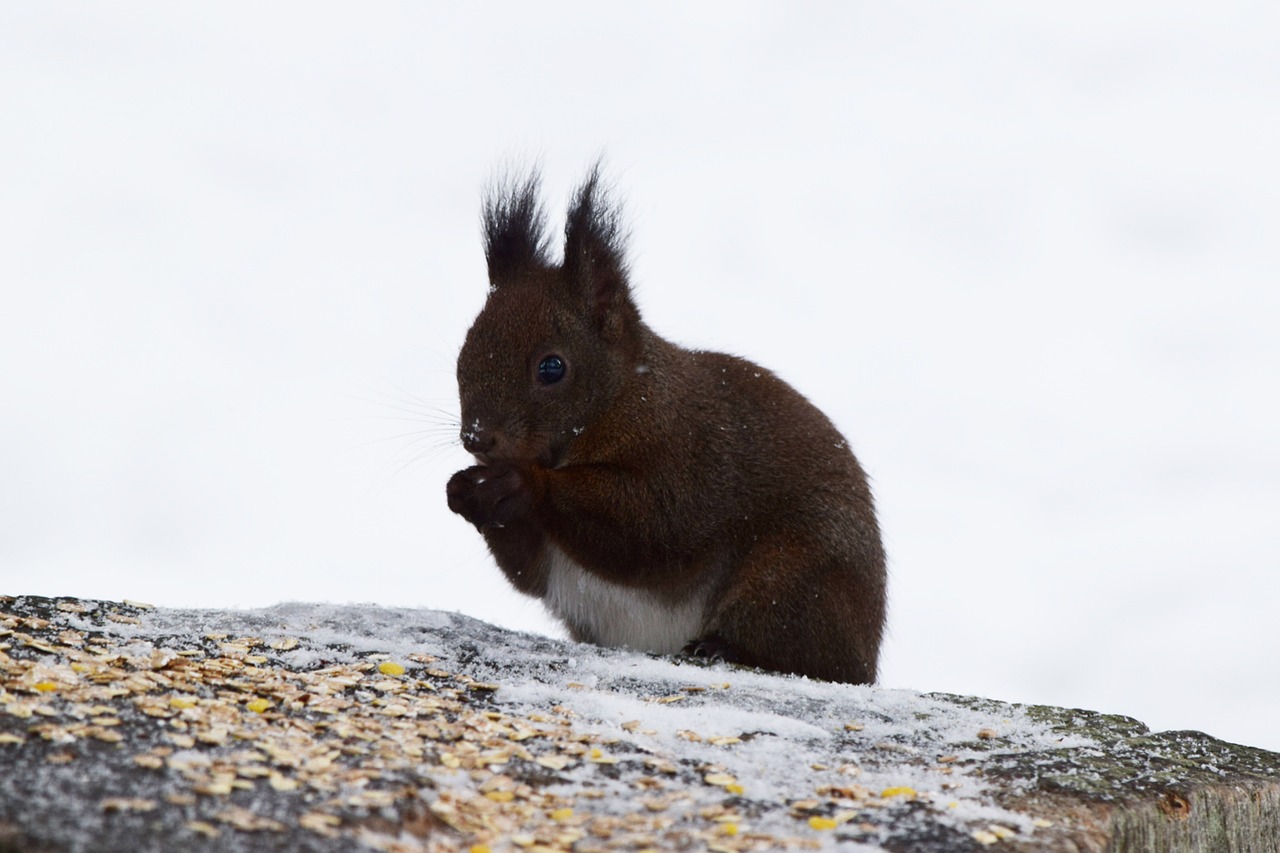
(536, 354), (566, 385)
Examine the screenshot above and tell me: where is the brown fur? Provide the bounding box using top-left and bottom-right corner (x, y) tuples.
(446, 166), (886, 683)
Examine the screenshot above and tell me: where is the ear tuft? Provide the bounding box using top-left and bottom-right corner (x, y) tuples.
(483, 170), (551, 286)
(563, 162), (632, 326)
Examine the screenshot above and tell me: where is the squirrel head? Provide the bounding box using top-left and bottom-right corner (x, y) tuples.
(456, 165), (643, 468)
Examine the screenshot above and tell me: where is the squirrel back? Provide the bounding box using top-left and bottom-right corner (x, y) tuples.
(447, 166), (886, 684)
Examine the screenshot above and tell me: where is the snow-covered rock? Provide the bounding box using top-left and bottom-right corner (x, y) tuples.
(1, 595), (1276, 852)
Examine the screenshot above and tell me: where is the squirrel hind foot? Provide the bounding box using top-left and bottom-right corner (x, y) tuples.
(681, 636), (743, 665)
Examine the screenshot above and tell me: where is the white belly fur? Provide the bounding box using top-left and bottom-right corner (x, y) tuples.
(544, 546), (706, 655)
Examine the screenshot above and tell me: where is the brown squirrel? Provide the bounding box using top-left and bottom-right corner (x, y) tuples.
(446, 166), (887, 684)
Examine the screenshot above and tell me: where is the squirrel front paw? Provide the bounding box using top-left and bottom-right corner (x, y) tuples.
(446, 464), (530, 529)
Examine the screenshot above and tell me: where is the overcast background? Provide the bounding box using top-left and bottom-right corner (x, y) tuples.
(3, 4), (1277, 752)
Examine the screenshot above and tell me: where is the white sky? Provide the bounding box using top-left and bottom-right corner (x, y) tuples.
(2, 4), (1277, 752)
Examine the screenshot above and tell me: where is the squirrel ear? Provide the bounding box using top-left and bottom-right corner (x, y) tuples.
(563, 163), (633, 331)
(483, 170), (551, 287)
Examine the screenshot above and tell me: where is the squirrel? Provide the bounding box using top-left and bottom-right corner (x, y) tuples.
(446, 165), (887, 684)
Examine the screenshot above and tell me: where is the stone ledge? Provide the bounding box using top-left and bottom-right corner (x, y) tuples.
(1, 595), (1276, 852)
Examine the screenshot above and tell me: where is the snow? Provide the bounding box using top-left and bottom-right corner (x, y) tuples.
(68, 599), (1095, 846)
(2, 2), (1278, 755)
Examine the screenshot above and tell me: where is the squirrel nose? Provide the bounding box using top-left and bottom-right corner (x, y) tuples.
(461, 428), (496, 455)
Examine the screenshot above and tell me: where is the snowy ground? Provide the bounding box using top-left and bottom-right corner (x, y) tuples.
(2, 596), (1122, 850)
(2, 3), (1277, 755)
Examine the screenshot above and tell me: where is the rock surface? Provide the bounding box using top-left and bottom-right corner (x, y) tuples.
(0, 595), (1276, 852)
